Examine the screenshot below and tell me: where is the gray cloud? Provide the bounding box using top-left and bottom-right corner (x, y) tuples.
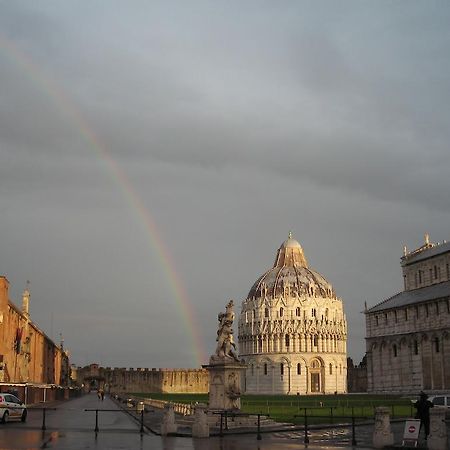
(1, 1), (450, 368)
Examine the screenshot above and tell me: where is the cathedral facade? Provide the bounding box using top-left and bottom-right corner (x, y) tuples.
(238, 234), (347, 395)
(365, 235), (450, 393)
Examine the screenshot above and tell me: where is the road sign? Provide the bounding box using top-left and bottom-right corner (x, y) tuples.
(402, 419), (420, 447)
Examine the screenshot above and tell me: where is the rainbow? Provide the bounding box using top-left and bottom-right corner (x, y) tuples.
(0, 35), (207, 367)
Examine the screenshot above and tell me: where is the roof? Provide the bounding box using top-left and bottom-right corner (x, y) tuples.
(367, 280), (450, 313)
(401, 240), (450, 266)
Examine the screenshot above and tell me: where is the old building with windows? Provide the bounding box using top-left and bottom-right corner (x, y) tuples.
(238, 234), (347, 395)
(365, 235), (450, 393)
(0, 276), (71, 402)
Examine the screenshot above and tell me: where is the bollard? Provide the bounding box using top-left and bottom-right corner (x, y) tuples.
(304, 408), (309, 444)
(257, 414), (262, 440)
(428, 408), (447, 450)
(192, 404), (209, 438)
(95, 409), (99, 433)
(41, 408), (46, 431)
(373, 407), (394, 448)
(351, 413), (357, 446)
(140, 408), (144, 434)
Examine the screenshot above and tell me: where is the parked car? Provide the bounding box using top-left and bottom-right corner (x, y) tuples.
(0, 393), (27, 423)
(428, 394), (450, 408)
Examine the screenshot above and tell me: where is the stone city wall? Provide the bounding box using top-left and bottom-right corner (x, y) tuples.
(77, 364), (209, 394)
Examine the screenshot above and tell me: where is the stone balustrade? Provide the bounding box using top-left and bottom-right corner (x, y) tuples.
(140, 397), (194, 415)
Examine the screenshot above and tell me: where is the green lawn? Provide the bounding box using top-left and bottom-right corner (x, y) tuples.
(131, 393), (416, 424)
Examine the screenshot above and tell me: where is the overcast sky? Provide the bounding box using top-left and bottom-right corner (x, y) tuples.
(1, 1), (450, 369)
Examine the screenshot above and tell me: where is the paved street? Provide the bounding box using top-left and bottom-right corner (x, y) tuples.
(0, 392), (374, 450)
(0, 392), (431, 449)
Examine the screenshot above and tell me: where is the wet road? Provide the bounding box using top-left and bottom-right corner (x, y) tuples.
(0, 393), (376, 449)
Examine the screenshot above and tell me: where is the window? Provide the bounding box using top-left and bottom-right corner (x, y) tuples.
(394, 310), (398, 323)
(375, 316), (379, 326)
(433, 396), (445, 406)
(285, 335), (290, 347)
(393, 344), (398, 357)
(415, 306), (419, 318)
(414, 341), (419, 355)
(265, 308), (269, 318)
(405, 308), (408, 321)
(436, 302), (440, 315)
(297, 363), (301, 375)
(312, 308), (316, 317)
(435, 338), (440, 353)
(384, 313), (388, 323)
(329, 363), (333, 375)
(429, 268), (433, 282)
(264, 363), (268, 375)
(280, 363), (284, 376)
(419, 270), (422, 284)
(313, 335), (318, 347)
(279, 307), (284, 317)
(296, 307), (300, 316)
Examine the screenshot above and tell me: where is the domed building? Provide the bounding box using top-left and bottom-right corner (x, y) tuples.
(238, 234), (347, 394)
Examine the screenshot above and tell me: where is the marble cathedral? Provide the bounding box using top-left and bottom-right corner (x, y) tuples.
(238, 234), (347, 395)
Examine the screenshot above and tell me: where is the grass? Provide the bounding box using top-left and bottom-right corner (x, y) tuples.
(131, 393), (416, 424)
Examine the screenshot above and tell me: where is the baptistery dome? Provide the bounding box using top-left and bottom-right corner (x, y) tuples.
(238, 233), (347, 395)
(248, 233), (336, 301)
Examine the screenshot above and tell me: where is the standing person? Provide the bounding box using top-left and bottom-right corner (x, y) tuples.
(414, 391), (434, 440)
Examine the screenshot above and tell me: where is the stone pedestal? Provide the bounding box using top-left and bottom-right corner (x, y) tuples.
(206, 357), (246, 410)
(192, 404), (209, 438)
(428, 408), (448, 450)
(372, 407), (394, 448)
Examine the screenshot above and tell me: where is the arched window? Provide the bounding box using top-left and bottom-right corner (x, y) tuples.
(296, 307), (301, 316)
(393, 344), (397, 357)
(297, 363), (301, 375)
(311, 359), (319, 369)
(313, 335), (318, 347)
(414, 340), (419, 355)
(312, 308), (316, 317)
(280, 363), (284, 376)
(435, 338), (440, 353)
(285, 335), (290, 347)
(264, 363), (268, 375)
(279, 307), (284, 317)
(329, 363), (333, 375)
(265, 307), (269, 318)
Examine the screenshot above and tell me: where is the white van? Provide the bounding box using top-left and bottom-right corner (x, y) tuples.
(428, 395), (450, 408)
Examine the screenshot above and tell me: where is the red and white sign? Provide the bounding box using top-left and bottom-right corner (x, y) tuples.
(403, 419), (421, 441)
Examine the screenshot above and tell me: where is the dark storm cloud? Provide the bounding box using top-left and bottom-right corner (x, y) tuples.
(1, 1), (450, 367)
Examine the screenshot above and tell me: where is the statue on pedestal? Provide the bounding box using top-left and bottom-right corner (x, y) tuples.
(214, 300), (240, 362)
(207, 300), (246, 410)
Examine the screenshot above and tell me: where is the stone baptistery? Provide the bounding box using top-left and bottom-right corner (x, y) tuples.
(238, 233), (347, 394)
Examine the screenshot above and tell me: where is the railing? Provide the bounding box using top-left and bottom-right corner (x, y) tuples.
(117, 395), (194, 416)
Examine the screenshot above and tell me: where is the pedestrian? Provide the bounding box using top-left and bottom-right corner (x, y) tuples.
(414, 391), (434, 439)
(100, 390), (104, 401)
(97, 390), (101, 401)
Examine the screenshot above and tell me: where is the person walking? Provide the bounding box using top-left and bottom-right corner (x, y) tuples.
(414, 391), (434, 440)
